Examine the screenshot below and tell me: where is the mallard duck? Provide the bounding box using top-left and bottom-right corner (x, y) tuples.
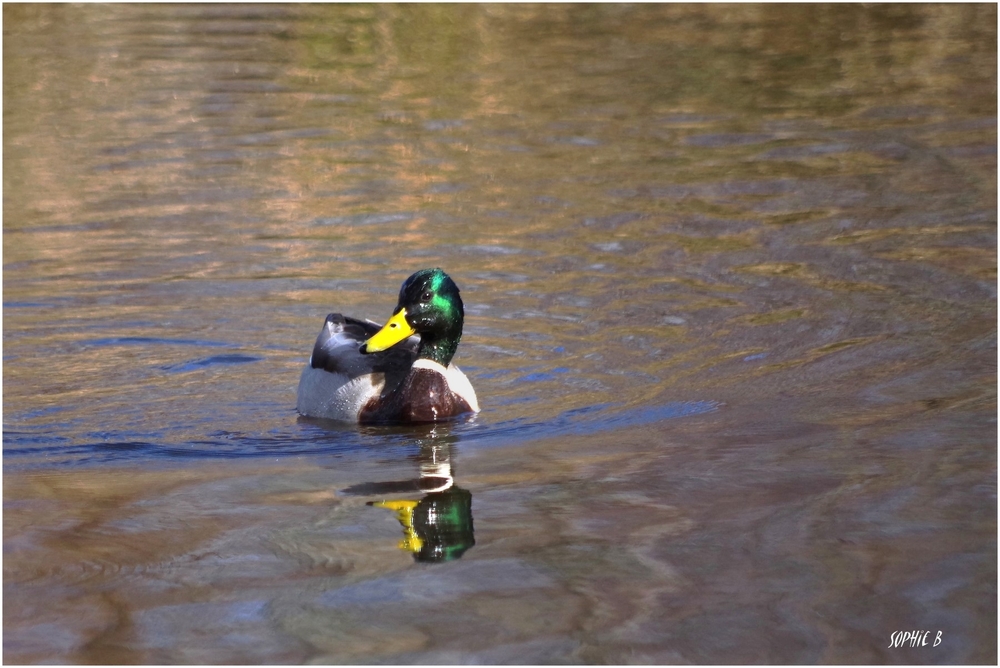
(296, 268), (479, 424)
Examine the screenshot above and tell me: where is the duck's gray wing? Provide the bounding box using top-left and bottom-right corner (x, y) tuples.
(309, 314), (417, 382)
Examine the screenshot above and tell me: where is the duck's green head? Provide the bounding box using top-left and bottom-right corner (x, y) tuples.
(360, 268), (465, 366)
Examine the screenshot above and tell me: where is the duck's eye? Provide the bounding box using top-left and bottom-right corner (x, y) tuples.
(420, 291), (432, 303)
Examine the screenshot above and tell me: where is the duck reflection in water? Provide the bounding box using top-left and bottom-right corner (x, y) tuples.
(342, 428), (474, 563)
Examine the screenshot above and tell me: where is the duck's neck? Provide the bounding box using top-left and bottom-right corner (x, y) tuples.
(417, 333), (459, 367)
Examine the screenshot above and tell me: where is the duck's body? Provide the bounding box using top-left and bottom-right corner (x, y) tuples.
(296, 269), (479, 424)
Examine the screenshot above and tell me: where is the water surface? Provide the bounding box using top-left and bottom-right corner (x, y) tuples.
(4, 4), (996, 664)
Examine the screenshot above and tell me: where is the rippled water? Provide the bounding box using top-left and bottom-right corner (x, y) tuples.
(4, 4), (996, 664)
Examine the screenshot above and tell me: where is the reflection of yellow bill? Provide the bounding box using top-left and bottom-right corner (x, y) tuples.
(374, 499), (423, 553)
(363, 309), (416, 352)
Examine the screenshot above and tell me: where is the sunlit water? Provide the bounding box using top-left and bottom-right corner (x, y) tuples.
(4, 4), (996, 664)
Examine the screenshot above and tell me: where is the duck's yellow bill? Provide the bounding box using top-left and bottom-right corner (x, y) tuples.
(363, 309), (416, 353)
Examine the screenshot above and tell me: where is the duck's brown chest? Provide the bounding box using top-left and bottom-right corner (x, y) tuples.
(360, 367), (472, 424)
